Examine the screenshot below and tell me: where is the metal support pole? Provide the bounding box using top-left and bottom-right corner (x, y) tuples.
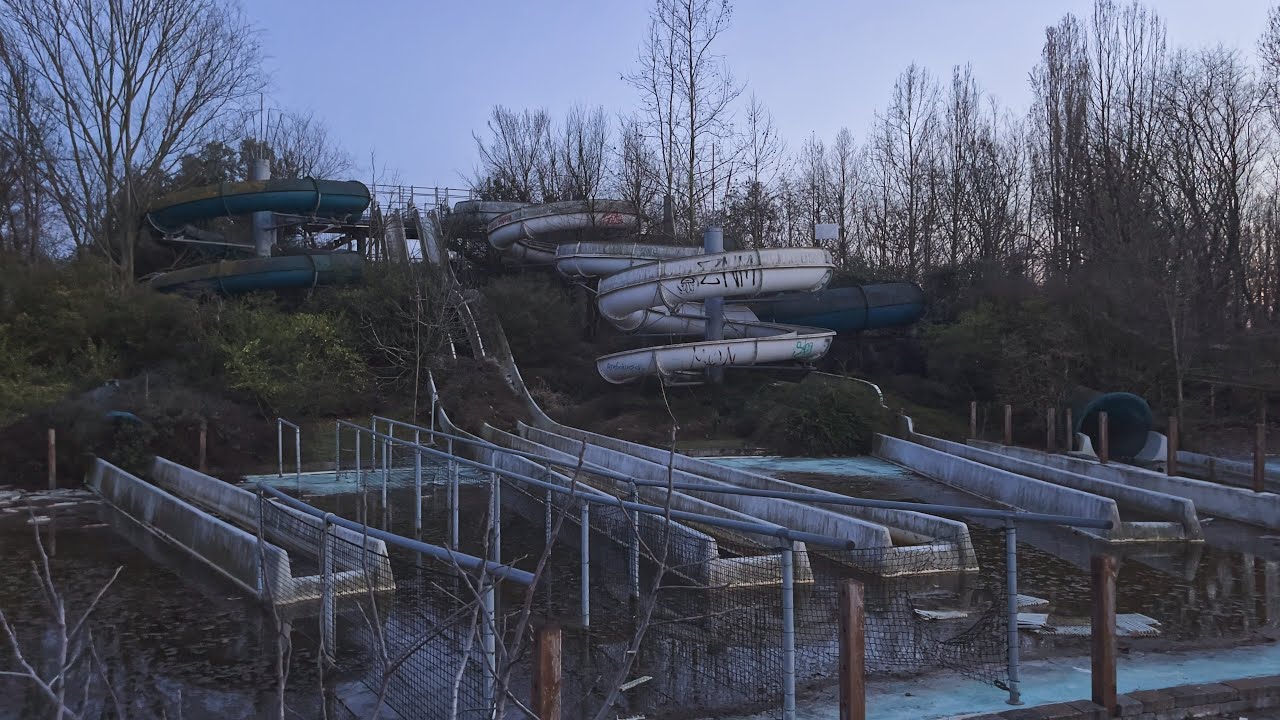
(1255, 420), (1267, 493)
(295, 428), (302, 495)
(481, 579), (496, 710)
(414, 430), (423, 534)
(199, 420), (207, 473)
(277, 419), (283, 477)
(1065, 407), (1074, 452)
(1167, 416), (1179, 477)
(545, 489), (553, 545)
(580, 501), (590, 628)
(1004, 520), (1022, 705)
(839, 579), (865, 720)
(491, 471), (502, 565)
(703, 226), (725, 385)
(1099, 411), (1110, 464)
(629, 484), (640, 603)
(251, 158), (272, 257)
(381, 437), (390, 524)
(969, 401), (978, 440)
(255, 486), (266, 600)
(47, 428), (56, 490)
(449, 437), (459, 549)
(334, 422), (340, 474)
(1046, 408), (1056, 453)
(781, 546), (797, 720)
(355, 433), (364, 526)
(321, 514), (336, 664)
(1003, 404), (1013, 446)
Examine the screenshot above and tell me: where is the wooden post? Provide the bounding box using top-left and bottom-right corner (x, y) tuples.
(1255, 421), (1266, 493)
(1065, 407), (1074, 452)
(1046, 408), (1056, 453)
(1003, 404), (1013, 446)
(1098, 412), (1110, 464)
(47, 428), (56, 490)
(839, 580), (866, 720)
(532, 624), (562, 720)
(199, 420), (208, 473)
(1091, 554), (1118, 714)
(1166, 416), (1178, 477)
(969, 401), (978, 440)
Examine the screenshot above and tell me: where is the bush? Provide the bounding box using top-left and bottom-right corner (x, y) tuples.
(749, 378), (889, 455)
(483, 273), (581, 367)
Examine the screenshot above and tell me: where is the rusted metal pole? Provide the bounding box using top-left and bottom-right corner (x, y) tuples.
(47, 428), (55, 490)
(1003, 404), (1013, 446)
(199, 420), (208, 473)
(839, 580), (866, 720)
(1065, 407), (1074, 452)
(1046, 408), (1056, 453)
(1166, 416), (1178, 477)
(1091, 554), (1118, 714)
(1098, 412), (1110, 464)
(969, 401), (978, 440)
(532, 624), (562, 720)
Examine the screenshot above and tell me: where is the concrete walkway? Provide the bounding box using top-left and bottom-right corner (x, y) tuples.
(720, 643), (1280, 720)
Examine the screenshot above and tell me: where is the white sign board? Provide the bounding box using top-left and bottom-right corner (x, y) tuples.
(814, 223), (839, 241)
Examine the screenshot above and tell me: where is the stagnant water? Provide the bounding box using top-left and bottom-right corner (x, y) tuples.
(4, 454), (1278, 719)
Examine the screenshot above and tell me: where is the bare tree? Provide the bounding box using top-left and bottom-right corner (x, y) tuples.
(0, 0), (265, 280)
(729, 93), (786, 249)
(626, 0), (744, 240)
(614, 113), (662, 225)
(558, 105), (610, 201)
(471, 106), (553, 203)
(253, 109), (353, 180)
(827, 127), (857, 267)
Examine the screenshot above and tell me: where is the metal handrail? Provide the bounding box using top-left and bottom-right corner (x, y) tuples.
(257, 482), (533, 585)
(369, 416), (1114, 530)
(340, 420), (855, 550)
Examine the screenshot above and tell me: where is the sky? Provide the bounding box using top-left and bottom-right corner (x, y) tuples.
(243, 0), (1274, 189)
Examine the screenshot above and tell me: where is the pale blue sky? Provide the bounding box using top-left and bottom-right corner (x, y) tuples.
(245, 0), (1273, 188)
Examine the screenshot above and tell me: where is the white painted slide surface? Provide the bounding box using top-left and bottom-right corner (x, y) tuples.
(479, 199), (837, 382)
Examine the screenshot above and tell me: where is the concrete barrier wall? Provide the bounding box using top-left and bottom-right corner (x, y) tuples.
(527, 419), (974, 554)
(909, 433), (1201, 540)
(89, 459), (290, 601)
(150, 457), (394, 588)
(876, 435), (1122, 537)
(971, 441), (1280, 531)
(1176, 450), (1280, 493)
(522, 424), (890, 549)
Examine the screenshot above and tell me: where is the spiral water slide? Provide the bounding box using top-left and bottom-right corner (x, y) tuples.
(485, 200), (838, 383)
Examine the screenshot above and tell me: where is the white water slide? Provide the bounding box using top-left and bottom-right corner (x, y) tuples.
(483, 200), (837, 383)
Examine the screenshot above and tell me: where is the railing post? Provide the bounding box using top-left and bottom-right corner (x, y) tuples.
(414, 430), (423, 534)
(1046, 408), (1056, 453)
(47, 428), (56, 490)
(481, 578), (497, 711)
(1167, 415), (1179, 477)
(277, 419), (283, 477)
(255, 486), (266, 600)
(198, 420), (208, 473)
(969, 400), (978, 440)
(781, 545), (797, 720)
(321, 513), (336, 664)
(1091, 554), (1118, 714)
(533, 625), (562, 720)
(334, 422), (340, 474)
(1098, 411), (1110, 464)
(490, 471), (502, 565)
(1255, 417), (1267, 493)
(580, 500), (590, 628)
(1065, 407), (1074, 453)
(295, 427), (302, 495)
(629, 484), (641, 603)
(1004, 520), (1022, 705)
(355, 433), (364, 526)
(381, 434), (390, 527)
(839, 579), (865, 720)
(1003, 404), (1013, 446)
(545, 487), (553, 545)
(448, 437), (459, 549)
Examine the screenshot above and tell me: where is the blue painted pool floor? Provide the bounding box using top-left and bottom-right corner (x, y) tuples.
(718, 642), (1280, 720)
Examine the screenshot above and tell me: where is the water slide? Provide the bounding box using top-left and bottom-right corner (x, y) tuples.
(145, 179), (371, 294)
(480, 199), (924, 383)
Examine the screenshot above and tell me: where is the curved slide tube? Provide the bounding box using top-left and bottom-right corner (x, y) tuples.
(147, 178), (371, 233)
